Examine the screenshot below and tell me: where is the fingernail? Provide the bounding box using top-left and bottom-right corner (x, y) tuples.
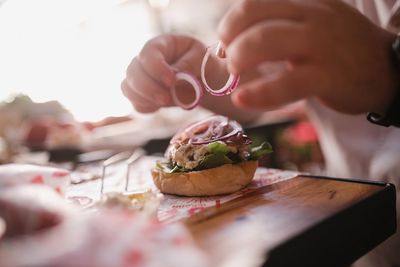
(216, 41), (226, 58)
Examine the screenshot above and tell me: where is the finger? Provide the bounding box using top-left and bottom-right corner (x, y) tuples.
(171, 48), (203, 77)
(231, 67), (313, 109)
(218, 0), (304, 46)
(226, 20), (309, 74)
(138, 35), (202, 87)
(121, 80), (160, 113)
(126, 59), (172, 106)
(138, 37), (177, 87)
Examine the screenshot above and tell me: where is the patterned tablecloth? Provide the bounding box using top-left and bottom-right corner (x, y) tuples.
(67, 156), (299, 222)
(0, 159), (298, 267)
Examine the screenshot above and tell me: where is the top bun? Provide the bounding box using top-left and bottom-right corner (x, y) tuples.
(151, 160), (258, 196)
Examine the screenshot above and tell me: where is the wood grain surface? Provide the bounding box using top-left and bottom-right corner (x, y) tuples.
(184, 175), (395, 267)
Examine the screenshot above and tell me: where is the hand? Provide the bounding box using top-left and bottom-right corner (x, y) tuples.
(218, 0), (399, 115)
(122, 34), (205, 113)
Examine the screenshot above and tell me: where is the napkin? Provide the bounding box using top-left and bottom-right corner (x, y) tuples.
(0, 164), (209, 267)
(0, 163), (70, 194)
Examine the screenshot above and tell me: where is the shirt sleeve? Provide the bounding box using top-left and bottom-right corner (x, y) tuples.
(388, 0), (400, 31)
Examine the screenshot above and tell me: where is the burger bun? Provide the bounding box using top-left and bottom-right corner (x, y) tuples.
(151, 160), (258, 196)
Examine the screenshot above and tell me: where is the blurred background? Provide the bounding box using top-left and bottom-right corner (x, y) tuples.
(0, 0), (230, 121)
(0, 0), (325, 173)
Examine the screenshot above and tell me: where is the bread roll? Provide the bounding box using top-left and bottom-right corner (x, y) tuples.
(151, 160), (258, 196)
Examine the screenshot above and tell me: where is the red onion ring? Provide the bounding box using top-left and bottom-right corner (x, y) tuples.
(201, 42), (240, 96)
(170, 115), (243, 145)
(171, 71), (204, 110)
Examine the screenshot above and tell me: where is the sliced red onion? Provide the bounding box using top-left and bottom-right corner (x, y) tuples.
(170, 115), (243, 145)
(171, 71), (204, 110)
(201, 42), (240, 96)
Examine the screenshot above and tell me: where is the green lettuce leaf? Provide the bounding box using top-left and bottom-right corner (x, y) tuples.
(249, 142), (273, 160)
(169, 165), (192, 173)
(155, 161), (190, 173)
(207, 142), (229, 155)
(157, 141), (273, 173)
(196, 153), (233, 170)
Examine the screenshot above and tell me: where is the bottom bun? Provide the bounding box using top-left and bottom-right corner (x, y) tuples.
(151, 160), (258, 196)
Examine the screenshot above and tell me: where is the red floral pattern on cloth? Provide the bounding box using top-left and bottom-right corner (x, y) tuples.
(67, 157), (298, 223)
(0, 164), (70, 195)
(0, 164), (209, 267)
(58, 156), (298, 266)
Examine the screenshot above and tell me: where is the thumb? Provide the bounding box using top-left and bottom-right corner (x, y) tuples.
(138, 49), (177, 88)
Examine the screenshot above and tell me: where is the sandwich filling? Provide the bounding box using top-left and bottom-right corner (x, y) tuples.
(157, 116), (272, 173)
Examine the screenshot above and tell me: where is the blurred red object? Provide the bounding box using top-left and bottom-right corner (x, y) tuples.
(287, 121), (318, 144)
(24, 119), (52, 148)
(0, 185), (74, 238)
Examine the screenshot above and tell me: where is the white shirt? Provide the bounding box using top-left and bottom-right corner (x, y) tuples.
(344, 0), (398, 28)
(309, 0), (400, 183)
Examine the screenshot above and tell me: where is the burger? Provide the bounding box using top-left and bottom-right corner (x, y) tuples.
(151, 115), (272, 196)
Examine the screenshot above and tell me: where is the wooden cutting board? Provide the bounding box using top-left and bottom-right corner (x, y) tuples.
(184, 175), (396, 267)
